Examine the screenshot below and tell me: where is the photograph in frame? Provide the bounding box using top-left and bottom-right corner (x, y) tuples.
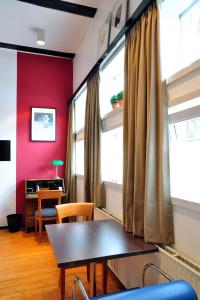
(109, 0), (128, 44)
(31, 107), (56, 141)
(97, 14), (111, 59)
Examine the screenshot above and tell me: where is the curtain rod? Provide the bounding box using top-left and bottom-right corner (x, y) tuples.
(69, 0), (154, 105)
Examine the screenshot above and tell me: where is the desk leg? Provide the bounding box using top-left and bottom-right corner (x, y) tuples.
(89, 262), (96, 297)
(60, 268), (65, 300)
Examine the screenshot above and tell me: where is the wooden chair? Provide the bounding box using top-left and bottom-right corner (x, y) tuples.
(56, 202), (108, 293)
(35, 190), (62, 243)
(56, 202), (94, 223)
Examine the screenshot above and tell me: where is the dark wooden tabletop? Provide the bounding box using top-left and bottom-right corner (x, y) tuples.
(46, 219), (158, 268)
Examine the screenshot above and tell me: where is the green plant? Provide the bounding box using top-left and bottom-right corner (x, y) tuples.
(116, 91), (124, 100)
(110, 95), (118, 104)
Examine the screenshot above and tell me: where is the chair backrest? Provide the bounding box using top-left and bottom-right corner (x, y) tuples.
(56, 203), (94, 223)
(37, 190), (62, 218)
(73, 277), (198, 300)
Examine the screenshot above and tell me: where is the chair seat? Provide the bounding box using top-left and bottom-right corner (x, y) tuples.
(35, 208), (57, 217)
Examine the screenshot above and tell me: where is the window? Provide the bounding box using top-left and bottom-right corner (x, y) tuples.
(99, 42), (124, 185)
(100, 45), (125, 117)
(169, 98), (200, 203)
(74, 86), (87, 175)
(160, 0), (200, 78)
(75, 88), (87, 132)
(101, 127), (123, 184)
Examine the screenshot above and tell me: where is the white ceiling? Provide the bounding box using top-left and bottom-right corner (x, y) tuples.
(0, 0), (102, 54)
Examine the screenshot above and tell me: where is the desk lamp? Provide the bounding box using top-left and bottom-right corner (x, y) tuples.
(52, 160), (64, 178)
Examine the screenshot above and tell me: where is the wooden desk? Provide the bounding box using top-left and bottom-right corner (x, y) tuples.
(46, 219), (158, 300)
(25, 178), (66, 231)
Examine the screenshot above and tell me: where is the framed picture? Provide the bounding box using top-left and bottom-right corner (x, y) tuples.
(31, 107), (56, 141)
(97, 14), (111, 59)
(109, 0), (128, 44)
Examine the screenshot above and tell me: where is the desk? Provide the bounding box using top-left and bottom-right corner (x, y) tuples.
(46, 219), (158, 300)
(25, 178), (66, 231)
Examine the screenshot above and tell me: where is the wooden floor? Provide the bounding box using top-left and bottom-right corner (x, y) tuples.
(0, 229), (123, 300)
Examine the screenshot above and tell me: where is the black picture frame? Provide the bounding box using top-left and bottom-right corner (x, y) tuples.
(31, 107), (56, 142)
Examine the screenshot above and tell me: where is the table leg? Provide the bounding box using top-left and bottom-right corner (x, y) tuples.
(102, 260), (108, 294)
(89, 262), (96, 297)
(60, 268), (65, 300)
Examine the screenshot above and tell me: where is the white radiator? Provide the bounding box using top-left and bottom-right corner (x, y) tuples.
(158, 246), (200, 297)
(94, 208), (200, 297)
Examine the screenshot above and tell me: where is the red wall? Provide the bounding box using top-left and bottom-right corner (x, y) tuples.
(16, 52), (73, 215)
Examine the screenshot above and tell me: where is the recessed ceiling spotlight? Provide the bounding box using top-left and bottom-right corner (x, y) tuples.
(36, 29), (45, 46)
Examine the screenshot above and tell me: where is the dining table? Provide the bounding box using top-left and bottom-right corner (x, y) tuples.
(46, 219), (158, 300)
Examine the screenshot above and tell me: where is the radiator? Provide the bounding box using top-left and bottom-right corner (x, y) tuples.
(158, 246), (200, 298)
(94, 208), (200, 297)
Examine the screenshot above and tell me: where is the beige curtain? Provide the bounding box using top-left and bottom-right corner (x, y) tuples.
(65, 102), (76, 203)
(123, 2), (174, 244)
(84, 71), (105, 207)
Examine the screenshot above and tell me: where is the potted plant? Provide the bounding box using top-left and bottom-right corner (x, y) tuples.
(110, 95), (119, 109)
(116, 91), (124, 106)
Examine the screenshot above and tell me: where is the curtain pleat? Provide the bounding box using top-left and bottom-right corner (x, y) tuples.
(123, 2), (174, 244)
(84, 71), (105, 207)
(65, 102), (76, 203)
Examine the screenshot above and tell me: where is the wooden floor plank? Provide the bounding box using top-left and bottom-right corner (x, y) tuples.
(0, 230), (123, 299)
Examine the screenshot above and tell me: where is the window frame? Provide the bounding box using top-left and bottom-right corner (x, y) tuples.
(74, 85), (87, 176)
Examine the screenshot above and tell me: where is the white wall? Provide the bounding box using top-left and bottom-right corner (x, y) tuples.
(0, 49), (17, 226)
(172, 198), (200, 264)
(73, 0), (143, 91)
(104, 182), (123, 219)
(76, 175), (85, 202)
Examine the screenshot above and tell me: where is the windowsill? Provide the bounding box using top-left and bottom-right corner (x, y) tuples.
(166, 59), (200, 85)
(171, 197), (200, 213)
(99, 207), (123, 224)
(76, 174), (84, 179)
(102, 105), (123, 132)
(104, 181), (122, 189)
(102, 105), (123, 120)
(75, 176), (123, 190)
(75, 128), (84, 141)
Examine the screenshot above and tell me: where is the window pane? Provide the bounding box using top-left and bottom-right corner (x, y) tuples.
(75, 140), (84, 175)
(100, 47), (125, 117)
(174, 118), (200, 141)
(101, 127), (123, 184)
(180, 0), (200, 67)
(169, 117), (200, 203)
(160, 0), (200, 78)
(75, 88), (87, 132)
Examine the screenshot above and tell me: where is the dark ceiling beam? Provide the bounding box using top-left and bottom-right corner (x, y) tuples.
(17, 0), (97, 18)
(0, 42), (75, 59)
